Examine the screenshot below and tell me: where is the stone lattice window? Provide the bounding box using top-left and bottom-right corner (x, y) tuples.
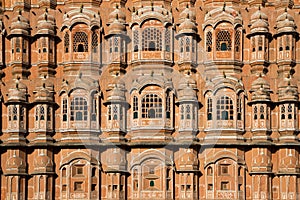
(92, 32), (98, 53)
(73, 32), (88, 52)
(260, 105), (265, 119)
(70, 97), (88, 121)
(279, 37), (283, 51)
(180, 38), (184, 53)
(254, 106), (258, 120)
(91, 93), (97, 121)
(281, 105), (286, 119)
(216, 30), (231, 51)
(142, 27), (162, 51)
(207, 98), (212, 120)
(133, 96), (138, 119)
(206, 31), (212, 52)
(141, 94), (162, 118)
(258, 36), (263, 51)
(166, 93), (171, 119)
(234, 30), (241, 52)
(217, 96), (233, 120)
(114, 37), (119, 52)
(165, 28), (170, 52)
(133, 30), (139, 52)
(251, 37), (255, 52)
(62, 98), (68, 121)
(64, 32), (69, 53)
(108, 105), (112, 120)
(237, 96), (242, 120)
(180, 105), (184, 120)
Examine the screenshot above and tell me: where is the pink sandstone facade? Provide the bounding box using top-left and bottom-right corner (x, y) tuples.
(0, 0), (299, 199)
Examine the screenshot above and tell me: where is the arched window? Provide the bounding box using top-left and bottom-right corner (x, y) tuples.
(258, 36), (263, 51)
(70, 97), (88, 121)
(64, 32), (70, 53)
(288, 104), (293, 119)
(185, 37), (190, 52)
(206, 31), (212, 52)
(254, 106), (258, 120)
(114, 37), (119, 52)
(166, 92), (171, 119)
(165, 28), (171, 52)
(108, 105), (112, 120)
(92, 32), (98, 53)
(237, 96), (242, 120)
(281, 105), (286, 119)
(207, 98), (212, 120)
(234, 30), (241, 52)
(12, 105), (18, 121)
(216, 30), (231, 51)
(217, 96), (233, 120)
(133, 30), (139, 52)
(207, 166), (213, 176)
(142, 27), (162, 51)
(180, 105), (184, 120)
(73, 32), (88, 52)
(62, 98), (68, 121)
(180, 38), (184, 53)
(133, 96), (138, 119)
(251, 37), (255, 52)
(186, 105), (191, 119)
(16, 37), (21, 53)
(47, 106), (51, 121)
(40, 106), (45, 120)
(141, 94), (162, 118)
(91, 93), (97, 121)
(260, 106), (265, 119)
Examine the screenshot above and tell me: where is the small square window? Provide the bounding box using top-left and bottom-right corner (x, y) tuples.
(220, 165), (229, 175)
(149, 168), (155, 174)
(74, 182), (83, 191)
(221, 182), (229, 190)
(208, 184), (213, 190)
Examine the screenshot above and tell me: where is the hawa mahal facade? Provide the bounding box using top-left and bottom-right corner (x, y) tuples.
(0, 0), (300, 199)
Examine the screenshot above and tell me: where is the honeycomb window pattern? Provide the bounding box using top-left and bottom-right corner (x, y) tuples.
(73, 32), (89, 52)
(217, 96), (234, 120)
(142, 27), (162, 51)
(70, 97), (88, 121)
(141, 94), (162, 118)
(216, 30), (231, 51)
(206, 31), (212, 52)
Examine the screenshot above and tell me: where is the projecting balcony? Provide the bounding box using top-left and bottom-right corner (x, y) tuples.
(131, 50), (172, 66)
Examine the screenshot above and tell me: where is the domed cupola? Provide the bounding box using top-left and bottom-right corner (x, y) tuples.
(6, 153), (26, 174)
(178, 77), (197, 102)
(179, 5), (196, 24)
(33, 153), (53, 173)
(7, 79), (28, 103)
(275, 10), (296, 34)
(107, 5), (126, 35)
(33, 78), (54, 102)
(278, 78), (298, 102)
(107, 80), (126, 103)
(178, 14), (197, 35)
(249, 8), (269, 34)
(10, 11), (30, 36)
(252, 149), (272, 172)
(36, 9), (56, 36)
(250, 76), (271, 102)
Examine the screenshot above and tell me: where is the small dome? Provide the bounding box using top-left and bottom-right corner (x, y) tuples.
(250, 76), (271, 102)
(34, 80), (54, 102)
(250, 8), (269, 34)
(10, 12), (30, 36)
(108, 8), (126, 35)
(252, 152), (272, 168)
(109, 7), (126, 24)
(7, 80), (28, 103)
(178, 77), (197, 101)
(178, 18), (197, 34)
(37, 11), (56, 35)
(107, 80), (126, 102)
(34, 153), (53, 172)
(275, 11), (296, 34)
(280, 154), (298, 170)
(6, 154), (26, 174)
(278, 82), (298, 102)
(179, 7), (196, 22)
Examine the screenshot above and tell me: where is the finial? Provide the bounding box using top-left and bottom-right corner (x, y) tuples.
(18, 9), (22, 15)
(16, 83), (19, 89)
(151, 71), (154, 77)
(43, 83), (45, 88)
(80, 4), (83, 13)
(79, 72), (82, 79)
(258, 5), (261, 10)
(116, 4), (119, 9)
(186, 4), (189, 8)
(45, 13), (48, 21)
(288, 80), (291, 86)
(223, 2), (226, 12)
(223, 71), (226, 78)
(285, 7), (287, 12)
(45, 8), (48, 13)
(116, 13), (119, 20)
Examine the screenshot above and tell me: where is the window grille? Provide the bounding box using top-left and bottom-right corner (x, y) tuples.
(279, 37), (283, 51)
(70, 97), (88, 121)
(40, 106), (45, 120)
(281, 105), (286, 119)
(133, 96), (138, 119)
(217, 96), (233, 120)
(113, 105), (118, 120)
(13, 105), (18, 121)
(216, 30), (231, 51)
(180, 38), (184, 53)
(186, 105), (191, 119)
(235, 30), (241, 52)
(206, 31), (212, 52)
(165, 28), (170, 52)
(288, 104), (293, 119)
(47, 107), (51, 121)
(20, 106), (25, 122)
(141, 94), (162, 118)
(260, 105), (265, 119)
(286, 36), (290, 50)
(92, 32), (98, 53)
(64, 32), (69, 53)
(254, 106), (258, 120)
(237, 96), (242, 120)
(258, 36), (263, 51)
(207, 98), (212, 120)
(142, 27), (162, 51)
(108, 105), (112, 120)
(251, 37), (255, 52)
(63, 99), (67, 121)
(91, 94), (97, 121)
(185, 37), (190, 52)
(180, 105), (184, 120)
(16, 38), (21, 53)
(166, 93), (171, 119)
(114, 37), (119, 52)
(73, 32), (88, 52)
(133, 30), (139, 52)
